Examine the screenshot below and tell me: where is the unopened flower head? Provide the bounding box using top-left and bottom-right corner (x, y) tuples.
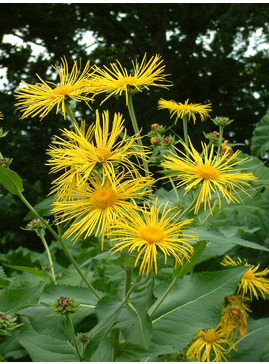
(158, 98), (212, 124)
(52, 173), (153, 249)
(47, 110), (148, 197)
(161, 138), (256, 214)
(15, 57), (94, 120)
(111, 200), (196, 276)
(219, 304), (248, 339)
(186, 327), (235, 362)
(91, 53), (172, 105)
(221, 255), (269, 300)
(0, 312), (20, 335)
(49, 296), (81, 317)
(212, 116), (233, 128)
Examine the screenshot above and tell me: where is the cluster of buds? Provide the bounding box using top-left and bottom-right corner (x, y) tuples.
(211, 116), (234, 128)
(0, 312), (20, 336)
(23, 218), (50, 232)
(49, 296), (81, 317)
(148, 123), (176, 148)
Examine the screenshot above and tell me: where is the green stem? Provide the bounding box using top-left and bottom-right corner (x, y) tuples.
(66, 103), (79, 130)
(200, 199), (218, 225)
(112, 328), (120, 362)
(127, 93), (150, 179)
(68, 316), (82, 361)
(182, 115), (189, 156)
(177, 192), (199, 220)
(36, 229), (57, 285)
(124, 268), (132, 298)
(18, 192), (101, 300)
(217, 125), (224, 157)
(148, 277), (177, 318)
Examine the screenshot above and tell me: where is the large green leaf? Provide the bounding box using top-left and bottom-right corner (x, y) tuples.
(0, 283), (45, 315)
(19, 317), (78, 362)
(3, 264), (53, 282)
(0, 265), (13, 288)
(251, 108), (269, 158)
(228, 317), (269, 361)
(0, 167), (24, 195)
(117, 266), (248, 361)
(83, 296), (124, 360)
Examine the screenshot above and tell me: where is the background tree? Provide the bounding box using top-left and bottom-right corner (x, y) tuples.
(1, 3), (269, 251)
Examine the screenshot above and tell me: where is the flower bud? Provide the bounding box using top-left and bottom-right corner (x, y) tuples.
(150, 136), (161, 146)
(49, 296), (81, 317)
(0, 157), (12, 168)
(78, 332), (89, 343)
(23, 218), (49, 232)
(151, 123), (160, 132)
(0, 312), (20, 336)
(211, 116), (234, 128)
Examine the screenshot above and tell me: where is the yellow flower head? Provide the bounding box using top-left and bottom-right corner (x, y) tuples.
(161, 139), (256, 214)
(15, 57), (94, 120)
(91, 53), (172, 105)
(221, 256), (269, 300)
(110, 200), (196, 276)
(186, 327), (235, 362)
(52, 173), (153, 249)
(219, 304), (248, 339)
(47, 110), (147, 196)
(0, 111), (3, 120)
(224, 294), (251, 313)
(158, 98), (212, 124)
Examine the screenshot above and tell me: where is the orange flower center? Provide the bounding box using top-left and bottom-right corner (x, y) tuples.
(195, 165), (220, 180)
(203, 331), (218, 343)
(94, 147), (112, 162)
(243, 269), (255, 281)
(139, 226), (165, 244)
(49, 85), (74, 98)
(90, 187), (119, 209)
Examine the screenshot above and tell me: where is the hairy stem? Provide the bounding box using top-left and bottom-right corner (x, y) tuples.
(36, 229), (57, 285)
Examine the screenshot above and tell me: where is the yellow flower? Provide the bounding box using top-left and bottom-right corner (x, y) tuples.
(158, 98), (212, 124)
(52, 173), (153, 249)
(47, 110), (147, 196)
(224, 294), (251, 313)
(221, 256), (269, 300)
(161, 139), (256, 214)
(186, 327), (235, 362)
(0, 111), (3, 120)
(218, 304), (248, 339)
(110, 200), (196, 276)
(15, 57), (94, 119)
(221, 140), (233, 156)
(91, 53), (172, 105)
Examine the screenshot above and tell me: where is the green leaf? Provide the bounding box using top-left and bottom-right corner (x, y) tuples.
(0, 167), (24, 195)
(116, 280), (155, 349)
(19, 317), (78, 362)
(251, 108), (269, 158)
(173, 240), (207, 278)
(117, 266), (248, 360)
(0, 265), (13, 288)
(228, 317), (269, 361)
(0, 283), (46, 315)
(84, 296), (124, 360)
(3, 264), (53, 282)
(24, 195), (54, 220)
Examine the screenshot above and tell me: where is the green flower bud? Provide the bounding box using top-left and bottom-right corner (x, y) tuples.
(0, 312), (21, 336)
(211, 116), (234, 128)
(49, 296), (82, 317)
